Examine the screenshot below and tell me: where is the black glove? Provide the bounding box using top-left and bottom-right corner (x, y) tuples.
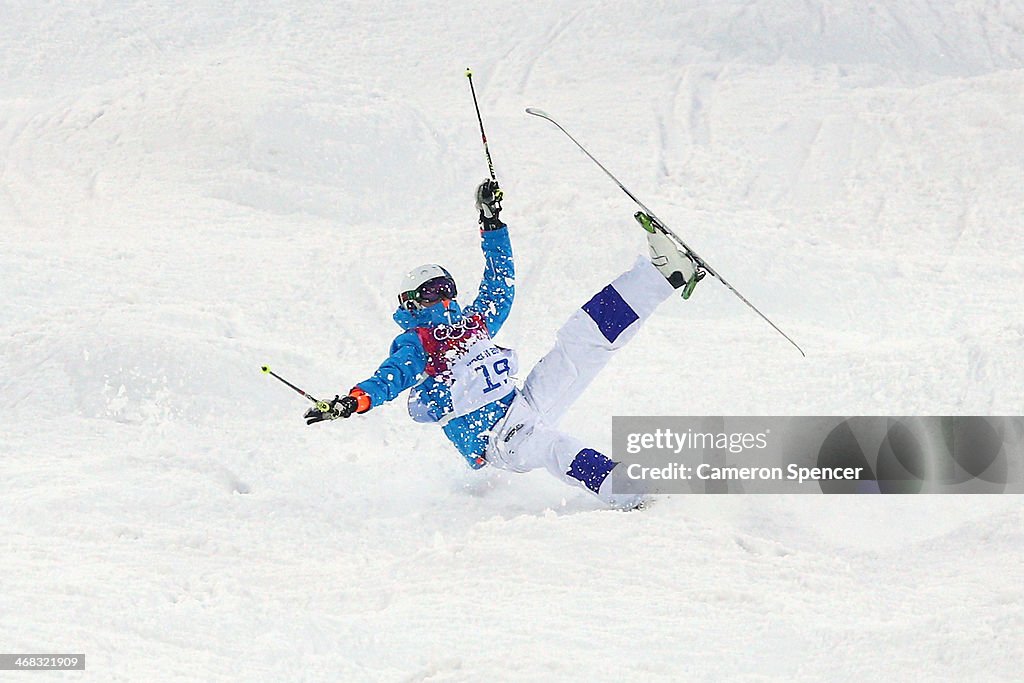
(475, 179), (504, 231)
(304, 395), (358, 425)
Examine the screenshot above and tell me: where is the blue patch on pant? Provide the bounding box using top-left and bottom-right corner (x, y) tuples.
(566, 448), (618, 494)
(582, 285), (639, 343)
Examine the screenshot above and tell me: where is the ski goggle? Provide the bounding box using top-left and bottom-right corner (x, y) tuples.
(399, 276), (457, 311)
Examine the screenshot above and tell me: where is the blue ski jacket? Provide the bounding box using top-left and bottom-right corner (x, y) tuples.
(354, 226), (515, 467)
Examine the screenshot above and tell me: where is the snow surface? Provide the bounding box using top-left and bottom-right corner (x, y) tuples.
(1, 1), (1023, 680)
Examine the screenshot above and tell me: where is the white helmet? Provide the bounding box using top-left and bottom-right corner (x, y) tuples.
(398, 264), (457, 310)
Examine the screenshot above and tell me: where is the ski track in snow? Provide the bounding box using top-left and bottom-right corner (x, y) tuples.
(1, 1), (1023, 680)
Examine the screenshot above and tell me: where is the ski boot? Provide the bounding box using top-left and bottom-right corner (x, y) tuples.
(635, 211), (705, 299)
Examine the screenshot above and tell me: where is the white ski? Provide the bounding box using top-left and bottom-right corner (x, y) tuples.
(526, 107), (806, 357)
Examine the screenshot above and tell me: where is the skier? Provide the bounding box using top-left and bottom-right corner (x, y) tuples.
(305, 180), (698, 507)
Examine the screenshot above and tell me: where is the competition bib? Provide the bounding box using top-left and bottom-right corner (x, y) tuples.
(448, 338), (518, 417)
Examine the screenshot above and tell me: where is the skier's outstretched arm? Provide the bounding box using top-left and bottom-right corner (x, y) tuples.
(469, 179), (515, 335)
(304, 332), (427, 424)
(353, 332), (427, 409)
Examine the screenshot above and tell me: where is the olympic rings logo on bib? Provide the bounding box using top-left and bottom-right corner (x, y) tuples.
(432, 316), (481, 341)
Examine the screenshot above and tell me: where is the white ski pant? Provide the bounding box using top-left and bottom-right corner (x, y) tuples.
(485, 257), (675, 505)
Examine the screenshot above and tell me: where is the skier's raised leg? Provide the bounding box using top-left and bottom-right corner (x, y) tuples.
(483, 230), (698, 507)
(522, 230), (696, 427)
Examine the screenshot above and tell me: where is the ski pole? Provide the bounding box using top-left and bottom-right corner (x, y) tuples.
(465, 68), (498, 182)
(260, 365), (331, 412)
